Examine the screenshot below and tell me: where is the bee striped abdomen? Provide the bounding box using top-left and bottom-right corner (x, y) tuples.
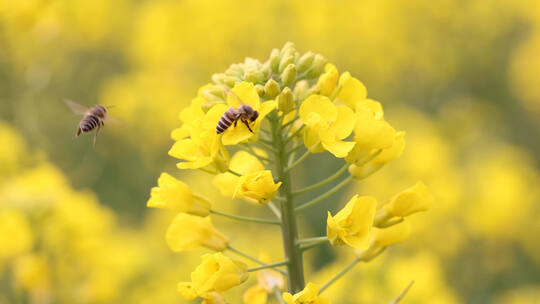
(216, 108), (238, 134)
(80, 115), (100, 133)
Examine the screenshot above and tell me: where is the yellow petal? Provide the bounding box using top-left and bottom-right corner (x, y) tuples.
(330, 106), (356, 140)
(228, 82), (260, 110)
(299, 95), (337, 127)
(337, 72), (367, 108)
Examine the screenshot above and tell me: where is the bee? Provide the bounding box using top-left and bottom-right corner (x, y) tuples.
(216, 104), (259, 134)
(64, 100), (114, 147)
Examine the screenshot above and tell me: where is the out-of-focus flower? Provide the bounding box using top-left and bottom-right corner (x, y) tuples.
(243, 253), (285, 304)
(0, 209), (33, 259)
(233, 170), (281, 205)
(299, 95), (356, 157)
(282, 282), (330, 304)
(213, 150), (266, 198)
(327, 195), (377, 249)
(166, 213), (228, 252)
(178, 253), (248, 299)
(375, 181), (432, 225)
(13, 253), (50, 290)
(355, 220), (411, 261)
(244, 285), (267, 304)
(211, 82), (276, 145)
(147, 173), (211, 216)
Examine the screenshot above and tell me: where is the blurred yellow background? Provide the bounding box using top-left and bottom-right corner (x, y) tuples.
(1, 0), (539, 303)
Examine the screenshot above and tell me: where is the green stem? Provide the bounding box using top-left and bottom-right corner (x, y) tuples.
(243, 144), (272, 163)
(284, 149), (310, 173)
(226, 245), (287, 275)
(295, 236), (328, 245)
(210, 210), (281, 225)
(228, 169), (242, 176)
(267, 201), (282, 219)
(300, 239), (329, 251)
(285, 125), (305, 144)
(389, 281), (415, 304)
(274, 289), (286, 304)
(247, 261), (289, 272)
(319, 257), (361, 295)
(293, 163), (349, 196)
(271, 112), (305, 293)
(295, 175), (353, 212)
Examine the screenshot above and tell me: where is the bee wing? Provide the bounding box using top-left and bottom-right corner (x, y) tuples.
(64, 99), (89, 115)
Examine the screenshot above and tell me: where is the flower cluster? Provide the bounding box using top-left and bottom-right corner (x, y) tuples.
(148, 42), (431, 303)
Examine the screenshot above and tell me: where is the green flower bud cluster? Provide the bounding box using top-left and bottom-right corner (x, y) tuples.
(203, 42), (327, 108)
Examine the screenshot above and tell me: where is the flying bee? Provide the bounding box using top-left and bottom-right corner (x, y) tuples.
(216, 104), (259, 134)
(64, 100), (115, 147)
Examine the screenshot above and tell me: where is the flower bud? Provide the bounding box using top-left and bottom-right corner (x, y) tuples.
(382, 181), (432, 218)
(269, 48), (280, 72)
(166, 214), (228, 252)
(297, 52), (315, 72)
(233, 170), (282, 205)
(277, 87), (294, 113)
(281, 64), (297, 86)
(244, 69), (265, 84)
(327, 195), (377, 249)
(223, 76), (240, 87)
(147, 173), (211, 216)
(280, 42), (295, 56)
(278, 54), (294, 73)
(211, 73), (225, 84)
(305, 54), (327, 78)
(254, 84), (265, 96)
(264, 79), (281, 98)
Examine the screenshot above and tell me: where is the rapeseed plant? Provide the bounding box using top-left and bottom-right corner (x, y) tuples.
(148, 42), (431, 303)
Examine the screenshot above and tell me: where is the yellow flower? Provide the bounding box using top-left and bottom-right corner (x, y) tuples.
(0, 209), (33, 259)
(169, 100), (230, 173)
(171, 84), (211, 141)
(256, 253), (285, 293)
(317, 63), (339, 97)
(233, 170), (281, 205)
(202, 292), (227, 304)
(382, 181), (433, 218)
(212, 82), (276, 145)
(147, 173), (211, 216)
(299, 95), (356, 158)
(186, 252), (248, 294)
(243, 253), (284, 304)
(371, 131), (406, 165)
(349, 99), (396, 154)
(327, 195), (377, 249)
(243, 285), (268, 304)
(213, 150), (266, 198)
(355, 220), (411, 261)
(336, 72), (368, 109)
(282, 282), (330, 304)
(13, 253), (50, 290)
(166, 213), (228, 252)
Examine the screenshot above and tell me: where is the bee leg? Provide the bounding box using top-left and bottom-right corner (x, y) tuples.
(243, 120), (254, 133)
(93, 124), (101, 148)
(234, 120), (238, 127)
(76, 128), (82, 137)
